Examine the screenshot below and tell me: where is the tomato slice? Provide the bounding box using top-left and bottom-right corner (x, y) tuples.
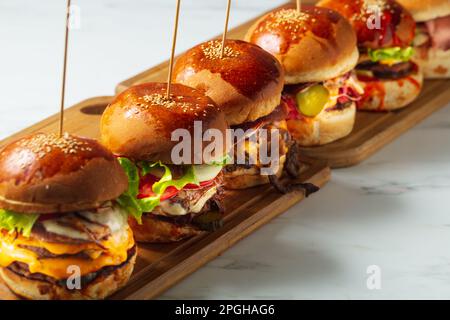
(184, 179), (215, 189)
(137, 172), (216, 200)
(137, 174), (179, 201)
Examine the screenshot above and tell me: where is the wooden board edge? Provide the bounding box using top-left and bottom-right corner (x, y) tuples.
(118, 164), (331, 300)
(0, 164), (330, 301)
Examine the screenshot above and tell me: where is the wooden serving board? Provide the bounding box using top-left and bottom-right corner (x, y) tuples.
(116, 1), (450, 168)
(0, 95), (330, 300)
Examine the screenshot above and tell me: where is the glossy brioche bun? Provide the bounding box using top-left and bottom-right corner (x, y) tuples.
(415, 47), (450, 78)
(245, 6), (359, 84)
(173, 40), (284, 126)
(357, 72), (423, 110)
(287, 103), (356, 146)
(128, 214), (200, 243)
(317, 0), (416, 49)
(101, 83), (228, 164)
(223, 155), (286, 190)
(0, 133), (128, 214)
(0, 248), (136, 300)
(397, 0), (450, 22)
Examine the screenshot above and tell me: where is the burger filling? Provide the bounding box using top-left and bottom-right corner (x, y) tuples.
(0, 204), (135, 286)
(356, 46), (418, 80)
(117, 159), (226, 231)
(414, 15), (450, 57)
(225, 105), (292, 179)
(282, 72), (363, 120)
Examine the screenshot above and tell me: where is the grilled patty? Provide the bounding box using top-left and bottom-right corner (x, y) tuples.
(356, 61), (417, 80)
(6, 246), (137, 289)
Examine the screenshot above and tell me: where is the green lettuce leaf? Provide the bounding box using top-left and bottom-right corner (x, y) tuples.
(137, 196), (161, 214)
(207, 154), (232, 166)
(153, 165), (199, 195)
(118, 157), (139, 197)
(116, 194), (143, 223)
(368, 47), (414, 63)
(117, 158), (223, 223)
(117, 157), (145, 223)
(0, 209), (39, 237)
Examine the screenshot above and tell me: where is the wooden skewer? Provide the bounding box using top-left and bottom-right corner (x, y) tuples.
(297, 0), (301, 13)
(59, 0), (71, 137)
(220, 0), (232, 59)
(166, 0), (181, 100)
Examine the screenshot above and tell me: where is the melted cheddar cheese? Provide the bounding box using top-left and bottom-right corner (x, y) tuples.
(236, 120), (289, 167)
(0, 227), (134, 280)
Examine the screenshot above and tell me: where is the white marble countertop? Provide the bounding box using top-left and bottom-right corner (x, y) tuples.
(1, 0), (449, 300)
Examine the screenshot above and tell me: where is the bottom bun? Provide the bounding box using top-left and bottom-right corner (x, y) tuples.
(0, 248), (137, 300)
(357, 72), (423, 111)
(287, 102), (356, 147)
(414, 47), (450, 79)
(129, 214), (201, 243)
(224, 155), (286, 190)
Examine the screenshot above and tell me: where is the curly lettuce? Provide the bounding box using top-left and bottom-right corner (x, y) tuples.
(368, 47), (414, 64)
(0, 209), (39, 237)
(117, 158), (212, 223)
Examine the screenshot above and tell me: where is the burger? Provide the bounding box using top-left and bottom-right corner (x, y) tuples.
(317, 0), (423, 111)
(101, 83), (229, 243)
(397, 0), (450, 78)
(245, 6), (363, 146)
(173, 39), (301, 189)
(0, 133), (136, 300)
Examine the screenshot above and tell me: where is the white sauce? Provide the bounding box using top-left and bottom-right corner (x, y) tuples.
(41, 205), (128, 240)
(159, 186), (217, 216)
(159, 201), (187, 216)
(79, 206), (127, 233)
(41, 220), (90, 240)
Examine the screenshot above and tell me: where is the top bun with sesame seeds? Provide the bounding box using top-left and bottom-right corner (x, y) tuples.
(245, 5), (359, 84)
(0, 133), (128, 214)
(317, 0), (416, 50)
(101, 82), (228, 164)
(172, 39), (284, 126)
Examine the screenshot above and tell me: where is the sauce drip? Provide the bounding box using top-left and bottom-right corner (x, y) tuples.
(356, 75), (386, 111)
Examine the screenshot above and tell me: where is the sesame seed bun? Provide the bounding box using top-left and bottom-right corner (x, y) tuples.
(317, 0), (416, 49)
(0, 247), (136, 300)
(0, 133), (128, 214)
(287, 103), (356, 146)
(245, 6), (359, 84)
(101, 83), (228, 164)
(397, 0), (450, 22)
(173, 40), (284, 126)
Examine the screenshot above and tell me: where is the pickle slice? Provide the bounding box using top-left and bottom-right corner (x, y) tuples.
(296, 84), (330, 117)
(192, 211), (223, 232)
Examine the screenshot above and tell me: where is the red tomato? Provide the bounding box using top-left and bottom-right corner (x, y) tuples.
(138, 174), (179, 201)
(184, 179), (215, 189)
